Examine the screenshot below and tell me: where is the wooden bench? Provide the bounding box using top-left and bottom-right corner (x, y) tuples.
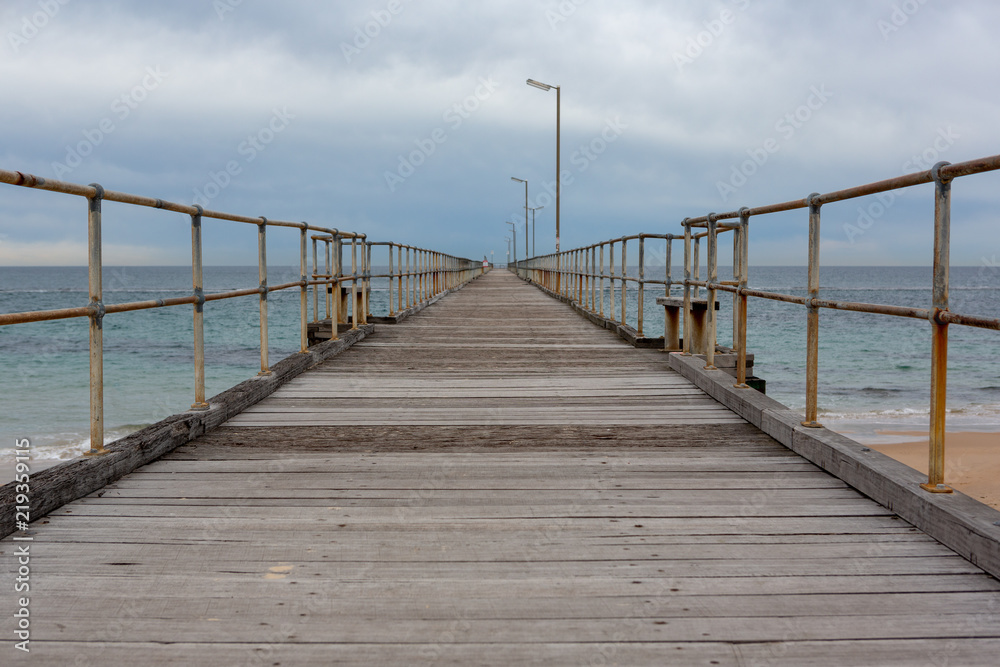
(655, 295), (719, 354)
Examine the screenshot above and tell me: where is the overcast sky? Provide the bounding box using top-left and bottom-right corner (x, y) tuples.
(1, 0), (998, 267)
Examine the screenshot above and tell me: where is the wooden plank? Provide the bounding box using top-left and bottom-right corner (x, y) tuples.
(13, 592), (1000, 623)
(5, 614), (1000, 644)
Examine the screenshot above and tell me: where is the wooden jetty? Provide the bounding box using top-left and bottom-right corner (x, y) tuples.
(4, 269), (1000, 665)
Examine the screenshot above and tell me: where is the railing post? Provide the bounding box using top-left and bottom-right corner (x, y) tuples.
(802, 194), (822, 427)
(705, 214), (718, 370)
(388, 243), (395, 316)
(590, 246), (597, 313)
(620, 239), (627, 326)
(609, 241), (616, 322)
(331, 236), (340, 339)
(190, 206), (209, 410)
(85, 184), (107, 455)
(693, 236), (701, 300)
(363, 239), (369, 321)
(350, 237), (358, 329)
(311, 237), (319, 324)
(299, 223), (308, 353)
(665, 234), (673, 343)
(397, 245), (403, 312)
(257, 218), (271, 376)
(599, 244), (605, 317)
(638, 236), (645, 336)
(665, 235), (673, 297)
(682, 219), (692, 356)
(732, 222), (740, 349)
(577, 250), (583, 304)
(325, 237), (333, 325)
(923, 162), (955, 493)
(735, 208), (751, 388)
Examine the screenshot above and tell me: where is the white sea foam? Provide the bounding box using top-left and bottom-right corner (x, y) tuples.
(0, 425), (150, 465)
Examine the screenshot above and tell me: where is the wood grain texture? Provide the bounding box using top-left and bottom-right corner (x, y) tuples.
(2, 269), (998, 666)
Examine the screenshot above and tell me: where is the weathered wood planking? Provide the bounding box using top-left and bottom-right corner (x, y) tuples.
(2, 269), (999, 665)
(229, 272), (743, 428)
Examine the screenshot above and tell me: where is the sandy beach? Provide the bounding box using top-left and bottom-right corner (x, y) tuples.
(869, 431), (1000, 509)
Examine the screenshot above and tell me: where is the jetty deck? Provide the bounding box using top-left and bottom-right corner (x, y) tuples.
(5, 269), (1000, 665)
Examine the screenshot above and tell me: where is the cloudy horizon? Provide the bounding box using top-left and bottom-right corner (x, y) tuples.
(2, 0), (998, 267)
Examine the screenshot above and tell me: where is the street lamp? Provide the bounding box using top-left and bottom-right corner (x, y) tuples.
(526, 78), (560, 253)
(504, 237), (510, 266)
(505, 221), (516, 265)
(528, 206), (544, 258)
(511, 177), (529, 257)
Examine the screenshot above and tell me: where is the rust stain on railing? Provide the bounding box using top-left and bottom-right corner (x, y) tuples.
(511, 153), (1000, 494)
(0, 169), (483, 457)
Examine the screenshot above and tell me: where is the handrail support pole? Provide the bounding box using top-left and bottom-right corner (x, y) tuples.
(922, 162), (955, 493)
(802, 195), (822, 427)
(85, 184), (108, 455)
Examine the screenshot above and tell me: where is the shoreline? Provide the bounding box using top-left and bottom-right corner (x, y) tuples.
(864, 430), (1000, 510)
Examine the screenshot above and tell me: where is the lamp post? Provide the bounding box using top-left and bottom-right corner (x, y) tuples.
(505, 221), (516, 265)
(504, 238), (510, 266)
(511, 177), (529, 257)
(526, 78), (560, 253)
(528, 206), (544, 258)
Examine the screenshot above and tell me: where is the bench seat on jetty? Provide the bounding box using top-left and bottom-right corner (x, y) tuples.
(3, 269), (1000, 666)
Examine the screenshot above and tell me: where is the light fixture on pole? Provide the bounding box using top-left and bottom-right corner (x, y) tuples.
(511, 177), (529, 257)
(528, 206), (544, 258)
(526, 78), (560, 253)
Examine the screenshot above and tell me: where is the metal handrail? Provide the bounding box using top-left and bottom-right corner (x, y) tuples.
(0, 169), (481, 457)
(366, 242), (487, 316)
(510, 153), (1000, 494)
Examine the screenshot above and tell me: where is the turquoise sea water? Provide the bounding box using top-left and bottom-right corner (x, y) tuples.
(1, 265), (998, 463)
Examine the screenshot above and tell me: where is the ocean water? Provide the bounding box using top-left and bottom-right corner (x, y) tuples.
(1, 265), (998, 464)
(0, 266), (391, 463)
(609, 264), (1000, 442)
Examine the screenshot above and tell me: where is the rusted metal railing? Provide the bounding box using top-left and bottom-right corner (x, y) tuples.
(308, 232), (371, 334)
(514, 233), (676, 337)
(0, 169), (479, 457)
(511, 154), (1000, 494)
(367, 242), (487, 317)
